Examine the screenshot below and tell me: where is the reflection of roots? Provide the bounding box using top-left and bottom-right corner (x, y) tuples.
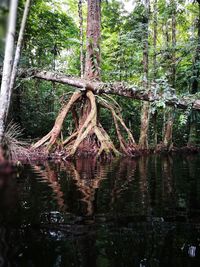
(64, 159), (105, 216)
(110, 159), (137, 207)
(32, 90), (136, 158)
(33, 164), (66, 211)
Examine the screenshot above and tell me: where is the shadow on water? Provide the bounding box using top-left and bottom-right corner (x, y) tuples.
(0, 155), (200, 266)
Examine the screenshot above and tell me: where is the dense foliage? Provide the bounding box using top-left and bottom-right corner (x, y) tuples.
(1, 0), (200, 147)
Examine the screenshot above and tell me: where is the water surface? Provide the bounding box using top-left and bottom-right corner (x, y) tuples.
(0, 154), (200, 267)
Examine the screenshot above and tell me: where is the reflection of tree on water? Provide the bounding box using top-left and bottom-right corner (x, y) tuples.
(0, 164), (17, 220)
(34, 159), (101, 266)
(67, 158), (138, 218)
(18, 156), (179, 222)
(186, 155), (200, 222)
(138, 156), (150, 213)
(109, 159), (137, 209)
(0, 167), (22, 267)
(56, 158), (137, 217)
(161, 156), (175, 218)
(0, 156), (200, 266)
(31, 155), (200, 221)
(33, 164), (66, 212)
(147, 155), (177, 220)
(65, 158), (106, 217)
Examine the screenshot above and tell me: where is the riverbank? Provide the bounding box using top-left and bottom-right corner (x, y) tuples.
(3, 145), (198, 164)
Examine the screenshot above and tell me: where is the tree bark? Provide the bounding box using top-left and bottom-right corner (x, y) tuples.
(85, 0), (101, 79)
(139, 102), (150, 149)
(14, 68), (200, 111)
(163, 0), (176, 148)
(171, 0), (176, 89)
(139, 0), (150, 149)
(153, 0), (158, 82)
(153, 0), (158, 147)
(163, 111), (173, 148)
(0, 0), (18, 143)
(78, 0), (84, 78)
(188, 2), (200, 146)
(188, 112), (197, 146)
(7, 0), (31, 118)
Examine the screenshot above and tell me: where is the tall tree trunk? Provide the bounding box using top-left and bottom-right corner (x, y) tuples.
(78, 0), (84, 78)
(7, 0), (31, 118)
(0, 1), (9, 61)
(153, 0), (158, 81)
(0, 0), (18, 144)
(139, 0), (150, 150)
(153, 0), (158, 147)
(171, 0), (176, 90)
(163, 0), (176, 149)
(163, 111), (173, 148)
(139, 102), (150, 149)
(84, 0), (101, 80)
(188, 2), (200, 146)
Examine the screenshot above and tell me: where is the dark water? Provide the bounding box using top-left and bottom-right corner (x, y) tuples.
(0, 154), (200, 267)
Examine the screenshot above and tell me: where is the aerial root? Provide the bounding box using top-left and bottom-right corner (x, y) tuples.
(32, 91), (82, 150)
(69, 90), (97, 155)
(94, 125), (120, 157)
(31, 89), (137, 157)
(32, 131), (52, 150)
(32, 90), (120, 157)
(68, 91), (120, 157)
(98, 98), (137, 156)
(63, 131), (78, 145)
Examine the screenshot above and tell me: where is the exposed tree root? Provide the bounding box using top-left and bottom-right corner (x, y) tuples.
(32, 89), (138, 158)
(68, 91), (120, 157)
(63, 131), (78, 145)
(32, 91), (82, 149)
(94, 125), (119, 157)
(69, 90), (97, 155)
(98, 97), (137, 156)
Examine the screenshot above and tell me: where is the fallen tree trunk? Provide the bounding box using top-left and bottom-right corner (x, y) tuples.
(17, 69), (200, 111)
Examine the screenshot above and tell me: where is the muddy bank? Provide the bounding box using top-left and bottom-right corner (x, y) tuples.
(4, 145), (198, 164)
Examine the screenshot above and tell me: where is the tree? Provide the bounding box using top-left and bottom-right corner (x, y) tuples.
(138, 0), (150, 150)
(152, 0), (158, 147)
(7, 0), (32, 119)
(0, 0), (18, 143)
(1, 0), (200, 157)
(78, 0), (84, 78)
(162, 0), (177, 149)
(32, 0), (137, 157)
(188, 0), (200, 146)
